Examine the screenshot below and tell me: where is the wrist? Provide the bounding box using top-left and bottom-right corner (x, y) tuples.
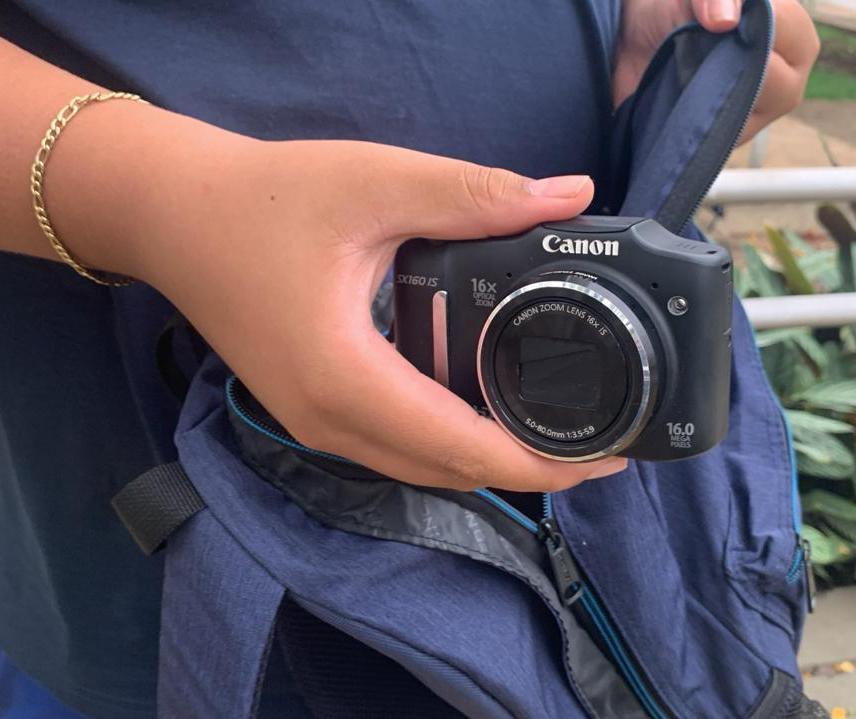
(41, 98), (255, 286)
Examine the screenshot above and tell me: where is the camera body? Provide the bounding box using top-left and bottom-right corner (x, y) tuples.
(394, 216), (733, 462)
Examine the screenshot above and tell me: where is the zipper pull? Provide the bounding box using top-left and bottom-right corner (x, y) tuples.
(801, 537), (817, 614)
(538, 517), (584, 607)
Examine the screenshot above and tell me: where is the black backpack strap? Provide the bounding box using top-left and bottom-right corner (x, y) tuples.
(112, 462), (206, 555)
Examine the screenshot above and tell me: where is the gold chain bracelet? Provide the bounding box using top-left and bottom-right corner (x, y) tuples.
(30, 91), (149, 287)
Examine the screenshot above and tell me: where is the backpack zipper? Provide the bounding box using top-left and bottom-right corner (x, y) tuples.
(611, 0), (774, 232)
(474, 487), (673, 719)
(658, 0), (775, 232)
(227, 377), (652, 716)
(227, 376), (671, 718)
(225, 376), (358, 465)
(676, 19), (774, 231)
(746, 327), (815, 612)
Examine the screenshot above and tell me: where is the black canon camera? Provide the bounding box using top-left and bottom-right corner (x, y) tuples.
(394, 216), (733, 462)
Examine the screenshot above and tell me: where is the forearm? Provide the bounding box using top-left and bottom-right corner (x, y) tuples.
(0, 37), (244, 281)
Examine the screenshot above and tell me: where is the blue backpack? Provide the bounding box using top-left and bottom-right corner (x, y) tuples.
(113, 1), (824, 716)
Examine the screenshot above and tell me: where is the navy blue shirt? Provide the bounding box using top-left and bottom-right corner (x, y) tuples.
(0, 2), (618, 716)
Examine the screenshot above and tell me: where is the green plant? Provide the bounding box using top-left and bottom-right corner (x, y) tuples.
(805, 22), (856, 101)
(736, 206), (856, 586)
(805, 67), (856, 101)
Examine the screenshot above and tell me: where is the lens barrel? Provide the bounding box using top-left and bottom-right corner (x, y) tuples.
(477, 277), (657, 461)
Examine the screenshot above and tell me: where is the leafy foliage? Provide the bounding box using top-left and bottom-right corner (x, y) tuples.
(736, 208), (856, 585)
(805, 23), (856, 100)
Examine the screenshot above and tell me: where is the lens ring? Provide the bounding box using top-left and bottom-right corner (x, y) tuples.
(477, 279), (656, 461)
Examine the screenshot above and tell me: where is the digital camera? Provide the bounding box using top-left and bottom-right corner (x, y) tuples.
(393, 216), (733, 462)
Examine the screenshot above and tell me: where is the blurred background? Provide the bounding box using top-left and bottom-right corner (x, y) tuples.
(696, 2), (856, 713)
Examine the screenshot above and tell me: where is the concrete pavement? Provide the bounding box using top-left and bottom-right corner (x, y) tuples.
(800, 586), (856, 713)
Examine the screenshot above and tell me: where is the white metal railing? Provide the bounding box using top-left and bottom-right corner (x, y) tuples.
(704, 167), (856, 205)
(701, 167), (856, 329)
(743, 293), (856, 329)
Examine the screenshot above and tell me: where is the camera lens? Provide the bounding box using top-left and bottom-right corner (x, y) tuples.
(477, 278), (657, 461)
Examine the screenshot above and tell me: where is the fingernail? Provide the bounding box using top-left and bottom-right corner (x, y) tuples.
(708, 0), (739, 24)
(526, 175), (591, 199)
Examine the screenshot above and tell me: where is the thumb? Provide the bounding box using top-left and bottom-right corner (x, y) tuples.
(693, 0), (741, 32)
(373, 146), (595, 241)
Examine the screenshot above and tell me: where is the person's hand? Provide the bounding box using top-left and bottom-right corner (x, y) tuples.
(127, 137), (627, 492)
(613, 0), (819, 141)
(2, 40), (625, 493)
